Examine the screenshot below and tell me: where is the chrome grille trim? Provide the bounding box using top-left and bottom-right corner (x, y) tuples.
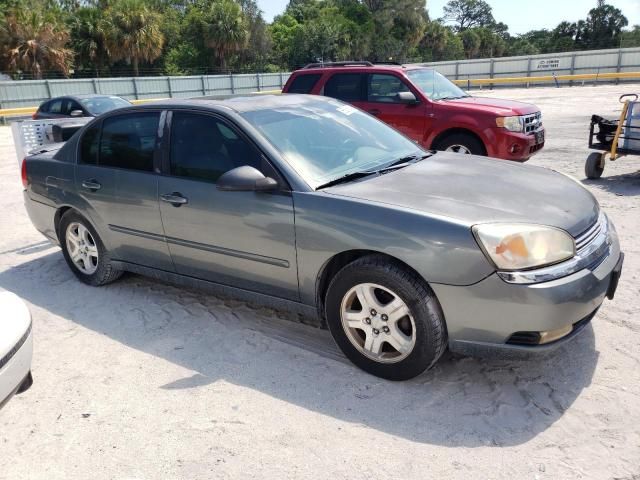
(523, 112), (542, 134)
(575, 214), (605, 253)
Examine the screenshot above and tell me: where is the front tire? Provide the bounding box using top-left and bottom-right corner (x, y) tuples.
(435, 132), (485, 155)
(325, 255), (447, 381)
(59, 210), (122, 286)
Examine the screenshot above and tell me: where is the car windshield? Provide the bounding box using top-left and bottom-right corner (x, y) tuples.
(406, 69), (469, 101)
(241, 100), (423, 188)
(80, 96), (131, 115)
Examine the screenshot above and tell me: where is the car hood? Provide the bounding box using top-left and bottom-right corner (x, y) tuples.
(442, 96), (539, 116)
(325, 152), (599, 237)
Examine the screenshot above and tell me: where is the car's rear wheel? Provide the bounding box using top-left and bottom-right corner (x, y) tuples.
(59, 210), (122, 286)
(325, 255), (447, 380)
(585, 152), (605, 179)
(436, 132), (485, 155)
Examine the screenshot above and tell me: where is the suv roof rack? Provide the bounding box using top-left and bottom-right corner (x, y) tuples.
(302, 61), (374, 69)
(374, 61), (403, 66)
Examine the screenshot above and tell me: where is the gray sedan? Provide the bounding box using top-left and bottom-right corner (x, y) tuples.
(22, 95), (623, 380)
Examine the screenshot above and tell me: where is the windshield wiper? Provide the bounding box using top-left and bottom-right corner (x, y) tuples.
(315, 171), (379, 190)
(438, 95), (470, 101)
(380, 152), (432, 171)
(316, 153), (433, 190)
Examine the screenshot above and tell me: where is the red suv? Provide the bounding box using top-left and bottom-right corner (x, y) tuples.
(282, 62), (544, 161)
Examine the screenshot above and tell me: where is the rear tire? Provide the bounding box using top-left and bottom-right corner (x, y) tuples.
(585, 152), (605, 179)
(325, 255), (447, 381)
(59, 210), (122, 286)
(435, 132), (485, 156)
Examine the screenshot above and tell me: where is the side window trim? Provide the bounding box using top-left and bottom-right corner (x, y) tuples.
(164, 108), (290, 191)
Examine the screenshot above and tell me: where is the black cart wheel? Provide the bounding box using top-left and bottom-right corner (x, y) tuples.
(585, 152), (605, 179)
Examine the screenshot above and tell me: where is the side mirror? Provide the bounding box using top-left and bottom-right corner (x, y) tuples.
(217, 166), (278, 192)
(396, 91), (419, 105)
(70, 109), (84, 117)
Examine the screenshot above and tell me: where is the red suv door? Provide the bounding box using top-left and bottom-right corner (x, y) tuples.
(320, 71), (427, 144)
(360, 73), (427, 142)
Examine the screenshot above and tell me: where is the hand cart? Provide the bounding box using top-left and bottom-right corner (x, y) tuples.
(586, 93), (640, 179)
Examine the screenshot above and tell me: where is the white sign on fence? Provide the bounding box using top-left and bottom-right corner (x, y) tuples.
(535, 58), (561, 70)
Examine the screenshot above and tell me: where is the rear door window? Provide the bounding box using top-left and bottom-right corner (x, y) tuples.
(287, 74), (322, 94)
(324, 74), (365, 102)
(99, 112), (160, 172)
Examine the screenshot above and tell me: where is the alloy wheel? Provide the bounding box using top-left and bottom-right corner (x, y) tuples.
(340, 283), (416, 364)
(66, 222), (99, 275)
(444, 144), (472, 154)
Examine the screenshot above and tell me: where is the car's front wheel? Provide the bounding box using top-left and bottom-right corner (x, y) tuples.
(325, 255), (447, 380)
(435, 132), (485, 155)
(59, 210), (122, 286)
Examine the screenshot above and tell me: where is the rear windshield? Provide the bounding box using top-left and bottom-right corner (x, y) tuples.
(287, 74), (322, 94)
(80, 96), (131, 115)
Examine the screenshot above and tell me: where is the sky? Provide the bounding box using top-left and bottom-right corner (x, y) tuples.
(257, 0), (640, 34)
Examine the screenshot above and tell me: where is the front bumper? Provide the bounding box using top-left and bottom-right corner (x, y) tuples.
(489, 128), (545, 162)
(432, 227), (622, 356)
(0, 325), (33, 409)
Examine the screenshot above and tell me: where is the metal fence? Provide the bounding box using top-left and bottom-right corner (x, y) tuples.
(416, 47), (640, 88)
(2, 47), (640, 111)
(0, 72), (291, 110)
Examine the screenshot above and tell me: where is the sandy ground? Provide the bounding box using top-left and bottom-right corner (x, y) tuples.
(0, 84), (639, 480)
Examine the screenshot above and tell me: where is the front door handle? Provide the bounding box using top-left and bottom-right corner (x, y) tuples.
(161, 192), (188, 207)
(368, 109), (381, 116)
(81, 179), (101, 191)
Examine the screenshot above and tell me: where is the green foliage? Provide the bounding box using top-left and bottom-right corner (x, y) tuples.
(621, 26), (640, 48)
(580, 2), (628, 49)
(69, 6), (109, 76)
(0, 0), (637, 77)
(0, 0), (73, 78)
(105, 0), (165, 76)
(442, 0), (494, 31)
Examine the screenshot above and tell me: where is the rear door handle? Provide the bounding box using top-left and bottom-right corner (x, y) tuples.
(161, 192), (188, 207)
(368, 109), (381, 116)
(81, 179), (101, 191)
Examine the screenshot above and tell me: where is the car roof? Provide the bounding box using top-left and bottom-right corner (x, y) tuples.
(44, 94), (126, 102)
(293, 64), (431, 74)
(140, 94), (339, 114)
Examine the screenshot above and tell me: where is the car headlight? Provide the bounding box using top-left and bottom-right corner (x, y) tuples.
(495, 116), (523, 132)
(473, 223), (575, 270)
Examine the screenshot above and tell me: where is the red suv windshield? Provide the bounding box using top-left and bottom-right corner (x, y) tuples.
(406, 69), (469, 101)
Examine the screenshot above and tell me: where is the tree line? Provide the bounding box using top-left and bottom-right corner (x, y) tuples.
(0, 0), (638, 79)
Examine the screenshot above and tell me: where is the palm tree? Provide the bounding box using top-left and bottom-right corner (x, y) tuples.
(202, 0), (248, 70)
(69, 7), (109, 77)
(105, 0), (164, 76)
(0, 6), (73, 79)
